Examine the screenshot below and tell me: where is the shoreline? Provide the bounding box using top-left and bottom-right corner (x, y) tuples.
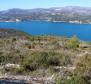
(0, 20), (91, 24)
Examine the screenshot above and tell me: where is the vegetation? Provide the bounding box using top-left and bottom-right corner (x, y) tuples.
(0, 29), (91, 84)
(66, 35), (80, 49)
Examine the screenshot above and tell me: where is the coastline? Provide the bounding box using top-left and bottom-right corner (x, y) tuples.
(0, 20), (91, 24)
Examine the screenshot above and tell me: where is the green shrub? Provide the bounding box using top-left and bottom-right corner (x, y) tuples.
(47, 56), (60, 66)
(66, 36), (80, 49)
(24, 63), (38, 71)
(22, 52), (49, 71)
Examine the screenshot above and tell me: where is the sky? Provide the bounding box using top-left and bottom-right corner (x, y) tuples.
(0, 0), (91, 10)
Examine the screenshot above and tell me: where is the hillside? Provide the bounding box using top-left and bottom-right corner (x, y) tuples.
(0, 28), (30, 38)
(1, 6), (91, 23)
(0, 29), (91, 83)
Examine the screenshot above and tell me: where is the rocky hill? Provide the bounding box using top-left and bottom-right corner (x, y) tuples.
(0, 29), (91, 84)
(1, 6), (91, 23)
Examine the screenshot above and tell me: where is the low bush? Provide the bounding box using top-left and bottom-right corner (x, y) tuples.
(22, 51), (72, 72)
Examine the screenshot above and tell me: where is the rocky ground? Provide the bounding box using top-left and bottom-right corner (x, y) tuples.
(0, 29), (91, 84)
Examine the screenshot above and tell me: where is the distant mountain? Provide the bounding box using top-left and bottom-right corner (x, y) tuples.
(1, 6), (91, 23)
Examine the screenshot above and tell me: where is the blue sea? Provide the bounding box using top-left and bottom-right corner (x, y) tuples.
(0, 21), (91, 41)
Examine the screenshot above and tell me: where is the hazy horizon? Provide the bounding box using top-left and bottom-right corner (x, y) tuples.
(0, 0), (91, 11)
(1, 6), (91, 11)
